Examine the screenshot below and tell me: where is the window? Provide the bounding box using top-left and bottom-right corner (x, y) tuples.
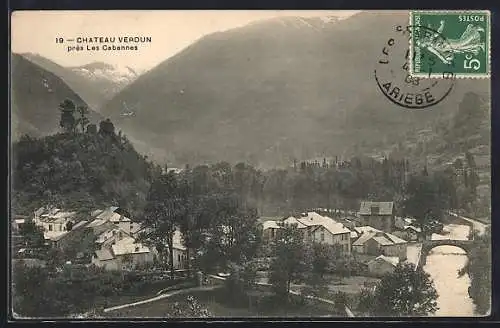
(178, 254), (181, 263)
(271, 229), (275, 238)
(49, 224), (53, 231)
(321, 232), (325, 242)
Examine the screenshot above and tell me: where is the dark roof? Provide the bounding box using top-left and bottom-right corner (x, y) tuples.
(359, 201), (394, 216)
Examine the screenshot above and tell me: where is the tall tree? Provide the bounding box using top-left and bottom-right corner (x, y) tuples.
(141, 172), (184, 279)
(59, 99), (76, 133)
(269, 222), (309, 301)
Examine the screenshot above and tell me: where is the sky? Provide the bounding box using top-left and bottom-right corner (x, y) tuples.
(11, 10), (359, 71)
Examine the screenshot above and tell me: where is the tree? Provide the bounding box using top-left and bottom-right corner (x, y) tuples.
(65, 221), (74, 231)
(141, 172), (184, 279)
(76, 105), (90, 133)
(403, 174), (448, 238)
(224, 260), (258, 303)
(18, 218), (45, 249)
(370, 263), (438, 316)
(59, 99), (77, 133)
(99, 119), (115, 136)
(269, 223), (309, 300)
(458, 227), (491, 315)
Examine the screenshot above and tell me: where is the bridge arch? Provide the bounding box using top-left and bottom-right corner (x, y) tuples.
(418, 239), (473, 269)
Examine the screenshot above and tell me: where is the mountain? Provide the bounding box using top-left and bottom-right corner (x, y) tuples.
(99, 12), (489, 167)
(19, 53), (140, 110)
(11, 53), (103, 139)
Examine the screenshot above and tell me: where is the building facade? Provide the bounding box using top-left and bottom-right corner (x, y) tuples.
(358, 201), (395, 232)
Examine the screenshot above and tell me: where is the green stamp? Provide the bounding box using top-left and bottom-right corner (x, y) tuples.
(409, 10), (490, 78)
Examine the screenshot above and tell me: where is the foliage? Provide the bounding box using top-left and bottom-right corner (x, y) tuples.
(141, 172), (184, 279)
(402, 172), (454, 237)
(364, 262), (438, 316)
(12, 119), (156, 217)
(18, 218), (45, 248)
(458, 227), (491, 315)
(168, 295), (211, 318)
(223, 260), (258, 302)
(269, 223), (309, 299)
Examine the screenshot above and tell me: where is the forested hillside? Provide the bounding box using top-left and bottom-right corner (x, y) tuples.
(11, 102), (159, 218)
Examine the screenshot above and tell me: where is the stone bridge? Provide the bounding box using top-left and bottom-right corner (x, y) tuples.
(418, 239), (474, 269)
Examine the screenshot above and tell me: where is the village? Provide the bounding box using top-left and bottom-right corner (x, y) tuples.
(12, 200), (426, 280)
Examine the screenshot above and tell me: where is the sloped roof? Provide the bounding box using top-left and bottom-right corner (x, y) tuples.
(354, 226), (382, 235)
(372, 236), (394, 246)
(404, 225), (422, 233)
(283, 216), (307, 228)
(312, 221), (351, 236)
(95, 249), (115, 261)
(368, 255), (399, 267)
(352, 231), (378, 246)
(359, 201), (394, 215)
(112, 237), (150, 256)
(262, 220), (281, 230)
(87, 219), (107, 228)
(383, 232), (407, 244)
(358, 231), (407, 246)
(72, 220), (88, 230)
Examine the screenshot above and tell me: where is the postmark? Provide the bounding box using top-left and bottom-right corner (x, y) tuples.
(409, 10), (490, 78)
(374, 24), (456, 109)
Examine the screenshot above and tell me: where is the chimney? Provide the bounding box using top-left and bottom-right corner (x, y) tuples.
(371, 205), (380, 215)
(135, 246), (139, 252)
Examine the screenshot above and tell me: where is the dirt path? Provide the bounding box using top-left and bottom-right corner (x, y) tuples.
(103, 285), (222, 313)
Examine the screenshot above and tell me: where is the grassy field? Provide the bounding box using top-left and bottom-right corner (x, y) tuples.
(108, 287), (344, 318)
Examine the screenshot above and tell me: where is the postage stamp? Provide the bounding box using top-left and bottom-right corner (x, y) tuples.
(409, 10), (490, 78)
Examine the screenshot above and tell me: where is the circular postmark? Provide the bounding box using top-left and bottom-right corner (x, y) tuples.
(374, 24), (456, 109)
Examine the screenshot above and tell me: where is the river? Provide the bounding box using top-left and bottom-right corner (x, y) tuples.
(423, 224), (475, 316)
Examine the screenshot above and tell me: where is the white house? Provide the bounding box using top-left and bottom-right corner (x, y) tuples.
(33, 207), (76, 243)
(171, 229), (187, 270)
(262, 220), (281, 242)
(92, 236), (155, 271)
(310, 221), (352, 256)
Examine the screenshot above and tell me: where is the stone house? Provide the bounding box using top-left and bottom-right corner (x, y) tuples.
(358, 201), (395, 232)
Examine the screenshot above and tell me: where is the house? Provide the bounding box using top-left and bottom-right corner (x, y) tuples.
(367, 255), (399, 277)
(358, 201), (395, 232)
(403, 225), (421, 241)
(12, 215), (28, 232)
(35, 208), (76, 233)
(172, 229), (187, 270)
(32, 207), (77, 244)
(91, 237), (154, 271)
(352, 230), (407, 260)
(91, 206), (135, 234)
(95, 226), (130, 249)
(262, 220), (281, 243)
(310, 221), (352, 256)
